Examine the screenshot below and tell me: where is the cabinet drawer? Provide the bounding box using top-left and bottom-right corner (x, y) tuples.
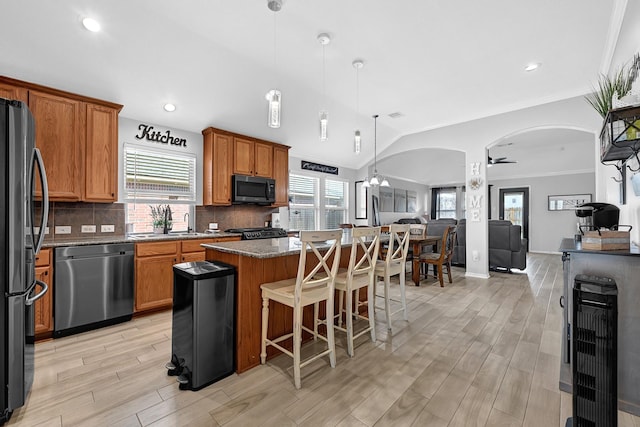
(135, 241), (180, 257)
(181, 239), (215, 253)
(35, 249), (51, 267)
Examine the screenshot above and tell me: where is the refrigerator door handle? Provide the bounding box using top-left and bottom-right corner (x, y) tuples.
(30, 147), (49, 254)
(25, 280), (48, 306)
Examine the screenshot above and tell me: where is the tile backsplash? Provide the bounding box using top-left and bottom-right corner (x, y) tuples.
(38, 202), (126, 241)
(37, 202), (279, 241)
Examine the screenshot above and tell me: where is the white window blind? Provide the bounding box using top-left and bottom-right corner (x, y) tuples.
(324, 179), (347, 229)
(289, 174), (318, 231)
(124, 145), (196, 202)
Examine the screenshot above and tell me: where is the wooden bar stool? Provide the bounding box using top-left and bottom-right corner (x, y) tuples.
(332, 226), (381, 357)
(374, 223), (410, 333)
(260, 229), (342, 389)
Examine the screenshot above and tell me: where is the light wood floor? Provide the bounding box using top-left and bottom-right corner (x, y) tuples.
(7, 253), (640, 426)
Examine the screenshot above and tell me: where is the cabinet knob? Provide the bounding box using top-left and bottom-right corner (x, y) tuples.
(44, 271), (48, 276)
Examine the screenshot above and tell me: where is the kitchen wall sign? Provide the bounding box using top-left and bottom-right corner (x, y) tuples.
(301, 160), (338, 175)
(135, 123), (187, 147)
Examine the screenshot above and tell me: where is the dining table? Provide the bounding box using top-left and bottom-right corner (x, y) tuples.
(409, 234), (441, 285)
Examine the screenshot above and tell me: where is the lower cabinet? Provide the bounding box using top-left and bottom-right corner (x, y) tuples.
(135, 237), (241, 313)
(34, 248), (53, 335)
(135, 241), (179, 312)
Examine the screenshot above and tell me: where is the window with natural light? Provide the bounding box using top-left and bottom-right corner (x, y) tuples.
(431, 187), (457, 219)
(124, 145), (196, 233)
(289, 173), (348, 231)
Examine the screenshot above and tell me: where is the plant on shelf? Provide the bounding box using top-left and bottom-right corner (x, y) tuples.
(150, 204), (172, 234)
(585, 53), (640, 118)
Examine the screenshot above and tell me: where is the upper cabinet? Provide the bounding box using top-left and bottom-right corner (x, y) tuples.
(272, 144), (289, 207)
(29, 90), (84, 201)
(202, 126), (289, 207)
(0, 76), (122, 202)
(203, 129), (233, 206)
(233, 137), (273, 178)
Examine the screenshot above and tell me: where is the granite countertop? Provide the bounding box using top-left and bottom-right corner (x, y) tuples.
(559, 237), (640, 256)
(203, 232), (357, 259)
(42, 231), (242, 248)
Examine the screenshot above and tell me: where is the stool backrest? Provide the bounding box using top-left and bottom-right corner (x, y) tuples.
(296, 229), (343, 298)
(348, 226), (381, 279)
(385, 224), (410, 266)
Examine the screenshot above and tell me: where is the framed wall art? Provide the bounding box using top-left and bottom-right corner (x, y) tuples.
(548, 194), (592, 211)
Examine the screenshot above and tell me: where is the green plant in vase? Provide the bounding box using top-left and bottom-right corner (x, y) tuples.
(150, 204), (173, 234)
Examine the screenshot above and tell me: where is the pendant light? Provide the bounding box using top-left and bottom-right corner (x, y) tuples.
(363, 114), (390, 188)
(353, 59), (364, 154)
(266, 0), (282, 128)
(318, 33), (330, 141)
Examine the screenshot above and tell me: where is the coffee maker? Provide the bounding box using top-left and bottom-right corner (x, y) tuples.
(575, 202), (620, 235)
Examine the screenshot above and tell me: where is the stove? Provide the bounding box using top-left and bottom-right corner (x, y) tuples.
(225, 227), (288, 240)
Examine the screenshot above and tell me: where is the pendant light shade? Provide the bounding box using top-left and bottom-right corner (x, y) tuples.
(266, 89), (281, 128)
(319, 110), (328, 141)
(365, 114), (390, 187)
(318, 33), (330, 141)
(266, 0), (282, 128)
(353, 59), (364, 154)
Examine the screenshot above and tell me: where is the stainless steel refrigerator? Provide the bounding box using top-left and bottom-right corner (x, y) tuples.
(1, 98), (49, 424)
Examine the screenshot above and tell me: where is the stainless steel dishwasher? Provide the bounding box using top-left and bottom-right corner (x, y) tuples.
(54, 243), (134, 337)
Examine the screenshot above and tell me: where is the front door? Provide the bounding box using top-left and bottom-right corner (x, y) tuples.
(499, 187), (529, 250)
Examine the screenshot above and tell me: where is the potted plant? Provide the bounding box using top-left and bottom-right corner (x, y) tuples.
(585, 53), (640, 118)
(150, 204), (172, 234)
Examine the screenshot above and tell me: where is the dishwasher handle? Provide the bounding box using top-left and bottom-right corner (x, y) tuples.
(58, 251), (134, 261)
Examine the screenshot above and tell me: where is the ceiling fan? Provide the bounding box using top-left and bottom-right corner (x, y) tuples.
(488, 156), (517, 166)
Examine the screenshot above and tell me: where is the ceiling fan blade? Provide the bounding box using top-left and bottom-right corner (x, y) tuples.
(496, 160), (517, 164)
(493, 157), (507, 162)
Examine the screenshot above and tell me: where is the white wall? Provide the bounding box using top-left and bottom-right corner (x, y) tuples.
(117, 118), (204, 205)
(489, 172), (595, 253)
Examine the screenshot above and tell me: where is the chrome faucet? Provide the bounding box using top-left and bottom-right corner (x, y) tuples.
(184, 212), (192, 233)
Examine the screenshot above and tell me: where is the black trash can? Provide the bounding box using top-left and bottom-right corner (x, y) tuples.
(166, 261), (236, 390)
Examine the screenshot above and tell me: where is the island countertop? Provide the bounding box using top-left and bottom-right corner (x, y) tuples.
(202, 232), (357, 258)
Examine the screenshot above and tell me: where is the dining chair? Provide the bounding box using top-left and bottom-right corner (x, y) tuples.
(419, 226), (456, 287)
(260, 229), (343, 389)
(331, 226), (381, 357)
(374, 223), (410, 333)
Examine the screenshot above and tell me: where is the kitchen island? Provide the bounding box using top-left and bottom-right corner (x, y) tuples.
(203, 233), (356, 373)
(559, 238), (640, 416)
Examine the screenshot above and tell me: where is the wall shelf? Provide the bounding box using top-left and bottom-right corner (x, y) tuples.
(600, 105), (640, 162)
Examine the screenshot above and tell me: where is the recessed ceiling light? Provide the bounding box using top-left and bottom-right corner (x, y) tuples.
(163, 103), (176, 112)
(525, 62), (541, 72)
(82, 17), (101, 32)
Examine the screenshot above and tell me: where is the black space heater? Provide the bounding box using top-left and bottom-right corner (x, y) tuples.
(567, 275), (618, 427)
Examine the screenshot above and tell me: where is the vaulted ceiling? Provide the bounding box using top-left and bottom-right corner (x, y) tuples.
(0, 0), (627, 175)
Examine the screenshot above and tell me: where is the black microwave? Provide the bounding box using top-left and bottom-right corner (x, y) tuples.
(232, 175), (276, 205)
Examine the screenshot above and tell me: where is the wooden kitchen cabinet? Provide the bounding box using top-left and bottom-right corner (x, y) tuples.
(272, 144), (289, 207)
(234, 137), (273, 178)
(135, 241), (179, 312)
(29, 90), (84, 201)
(0, 82), (28, 103)
(34, 248), (53, 336)
(202, 126), (288, 207)
(203, 128), (234, 206)
(180, 238), (212, 262)
(84, 103), (118, 201)
(0, 76), (122, 202)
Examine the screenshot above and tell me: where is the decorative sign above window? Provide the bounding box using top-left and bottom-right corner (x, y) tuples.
(135, 123), (188, 148)
(301, 160), (338, 175)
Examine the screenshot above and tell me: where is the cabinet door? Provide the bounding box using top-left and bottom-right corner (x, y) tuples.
(0, 83), (28, 103)
(212, 133), (233, 205)
(254, 141), (273, 178)
(135, 254), (177, 312)
(29, 90), (83, 201)
(34, 266), (53, 334)
(182, 252), (206, 262)
(233, 137), (255, 175)
(85, 103), (118, 202)
(272, 145), (289, 207)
